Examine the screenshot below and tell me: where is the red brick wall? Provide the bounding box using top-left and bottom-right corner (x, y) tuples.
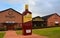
(0, 9), (22, 28)
(0, 10), (22, 23)
(47, 14), (60, 27)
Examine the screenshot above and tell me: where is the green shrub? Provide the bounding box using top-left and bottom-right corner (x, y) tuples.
(0, 28), (7, 31)
(32, 26), (41, 29)
(15, 27), (22, 30)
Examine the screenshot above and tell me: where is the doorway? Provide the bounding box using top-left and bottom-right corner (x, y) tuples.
(7, 25), (14, 30)
(3, 23), (16, 30)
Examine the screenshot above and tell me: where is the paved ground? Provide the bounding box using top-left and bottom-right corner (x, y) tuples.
(4, 30), (19, 38)
(4, 30), (48, 38)
(18, 34), (48, 38)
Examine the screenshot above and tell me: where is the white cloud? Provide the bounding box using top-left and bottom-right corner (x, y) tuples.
(0, 0), (60, 17)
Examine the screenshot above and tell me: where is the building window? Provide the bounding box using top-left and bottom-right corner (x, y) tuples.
(34, 24), (36, 27)
(6, 21), (15, 23)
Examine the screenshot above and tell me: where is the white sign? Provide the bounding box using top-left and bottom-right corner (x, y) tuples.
(55, 21), (59, 24)
(26, 29), (31, 33)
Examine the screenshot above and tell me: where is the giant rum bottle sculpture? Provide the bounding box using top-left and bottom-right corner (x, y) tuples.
(22, 4), (32, 35)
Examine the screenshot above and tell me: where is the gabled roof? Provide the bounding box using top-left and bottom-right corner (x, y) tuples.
(42, 13), (60, 20)
(33, 16), (41, 19)
(0, 8), (22, 15)
(33, 16), (44, 21)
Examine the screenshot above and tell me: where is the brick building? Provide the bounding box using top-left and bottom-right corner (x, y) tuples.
(0, 5), (60, 30)
(0, 5), (32, 30)
(33, 13), (60, 28)
(0, 8), (22, 30)
(42, 13), (60, 27)
(32, 16), (45, 28)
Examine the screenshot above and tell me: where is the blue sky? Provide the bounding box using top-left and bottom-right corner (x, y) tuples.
(0, 0), (60, 17)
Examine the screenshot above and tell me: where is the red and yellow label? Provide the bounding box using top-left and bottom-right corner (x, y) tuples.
(23, 14), (32, 23)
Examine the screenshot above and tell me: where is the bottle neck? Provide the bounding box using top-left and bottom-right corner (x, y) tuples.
(25, 9), (28, 11)
(25, 4), (29, 11)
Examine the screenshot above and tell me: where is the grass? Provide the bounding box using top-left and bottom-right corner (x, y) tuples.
(0, 31), (5, 38)
(16, 30), (22, 35)
(16, 27), (60, 38)
(33, 27), (60, 38)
